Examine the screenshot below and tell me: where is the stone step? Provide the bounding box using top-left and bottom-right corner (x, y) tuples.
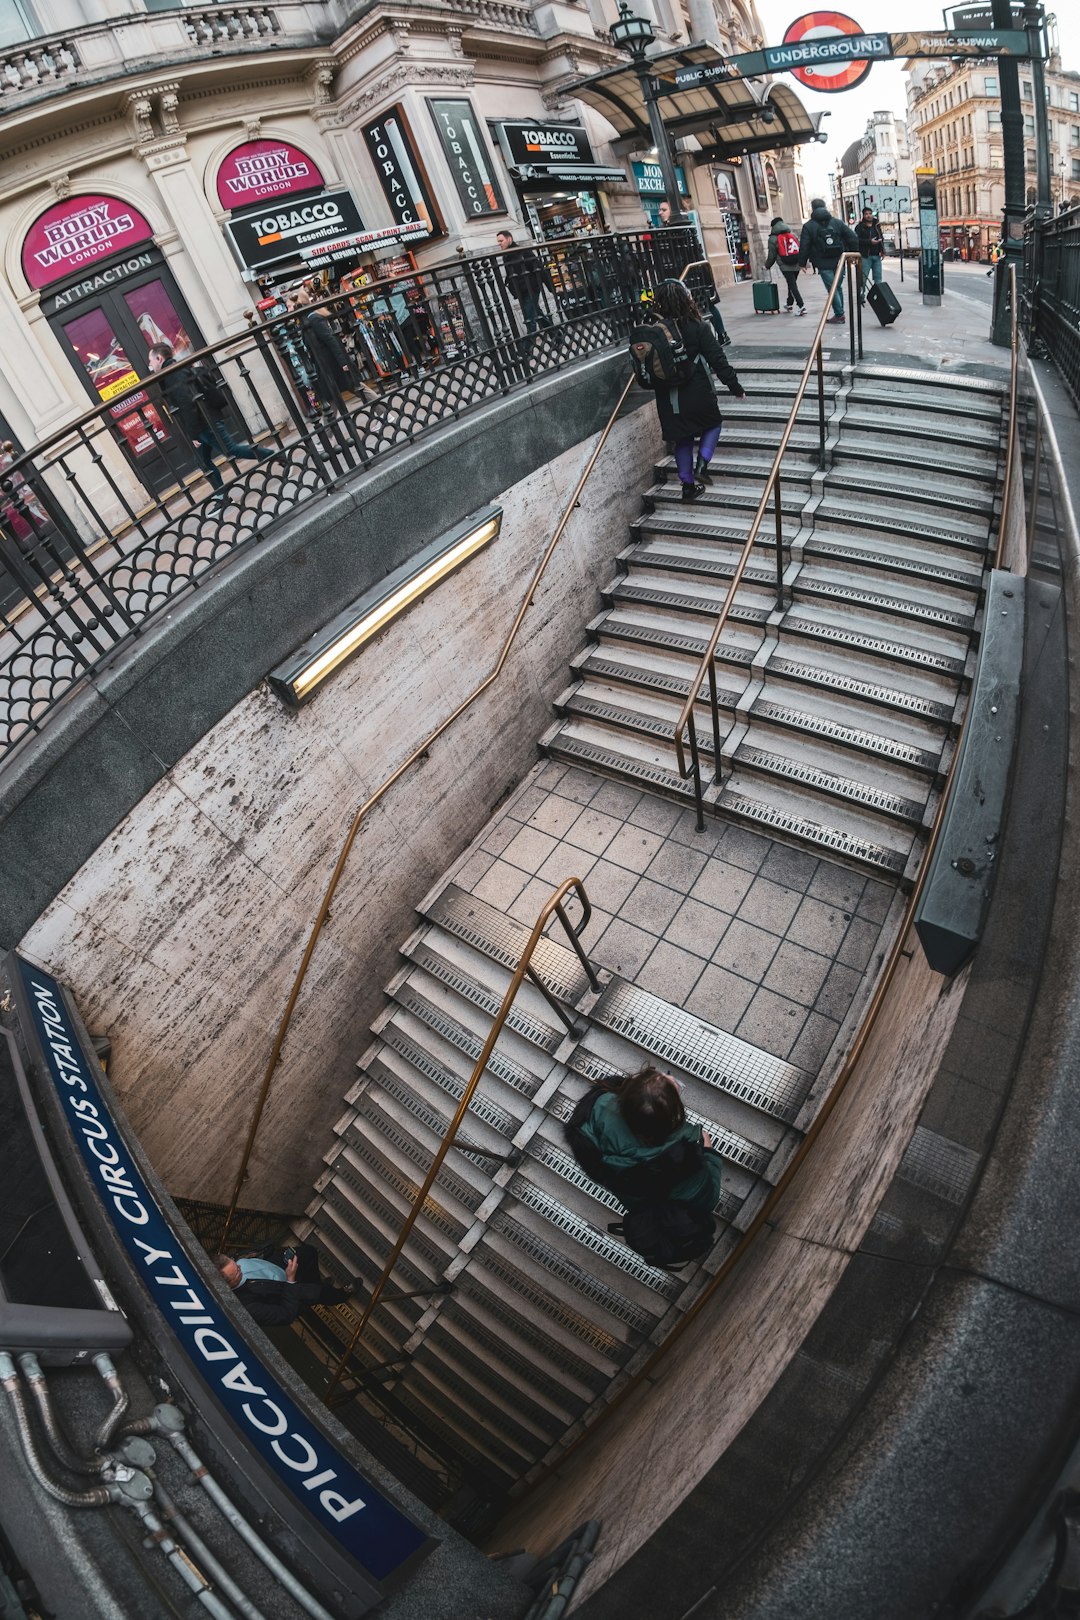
(570, 645), (746, 712)
(747, 689), (946, 777)
(589, 606), (760, 673)
(831, 438), (999, 487)
(802, 530), (985, 597)
(763, 650), (959, 726)
(540, 718), (699, 807)
(777, 607), (969, 681)
(603, 573), (774, 629)
(717, 778), (915, 882)
(730, 741), (928, 830)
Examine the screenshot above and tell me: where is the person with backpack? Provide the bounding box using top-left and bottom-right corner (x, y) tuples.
(765, 216), (805, 315)
(629, 278), (746, 503)
(150, 342), (272, 502)
(798, 197), (859, 324)
(854, 207), (885, 303)
(564, 1067), (722, 1269)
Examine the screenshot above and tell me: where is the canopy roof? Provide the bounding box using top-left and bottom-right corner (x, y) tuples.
(571, 41), (819, 160)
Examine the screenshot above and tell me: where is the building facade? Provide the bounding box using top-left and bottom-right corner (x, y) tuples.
(0, 0), (810, 456)
(906, 49), (1080, 261)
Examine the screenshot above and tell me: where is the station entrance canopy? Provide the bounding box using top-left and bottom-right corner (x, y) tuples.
(570, 41), (818, 161)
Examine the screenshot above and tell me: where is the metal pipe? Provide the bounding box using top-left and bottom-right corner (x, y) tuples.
(17, 1352), (108, 1475)
(324, 877), (595, 1397)
(139, 1405), (337, 1620)
(131, 1497), (238, 1620)
(773, 477), (784, 612)
(92, 1352), (129, 1453)
(150, 1473), (269, 1620)
(996, 264), (1021, 571)
(0, 1354), (114, 1507)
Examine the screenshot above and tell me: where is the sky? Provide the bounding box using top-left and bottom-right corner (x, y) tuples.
(752, 1), (1080, 199)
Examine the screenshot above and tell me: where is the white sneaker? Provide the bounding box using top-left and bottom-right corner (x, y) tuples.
(783, 305), (793, 314)
(795, 307), (806, 317)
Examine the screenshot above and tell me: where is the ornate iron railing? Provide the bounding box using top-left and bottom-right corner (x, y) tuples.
(0, 227), (709, 767)
(1023, 201), (1080, 404)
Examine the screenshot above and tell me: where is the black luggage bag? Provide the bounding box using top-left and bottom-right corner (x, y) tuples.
(867, 280), (901, 327)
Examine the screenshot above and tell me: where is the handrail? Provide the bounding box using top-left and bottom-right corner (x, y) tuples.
(322, 878), (599, 1399)
(218, 368), (636, 1245)
(995, 263), (1020, 570)
(672, 252), (864, 829)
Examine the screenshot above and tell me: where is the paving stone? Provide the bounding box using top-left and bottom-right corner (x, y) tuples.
(857, 878), (895, 923)
(501, 824), (559, 876)
(668, 807), (727, 853)
(455, 849), (495, 889)
(789, 1011), (842, 1072)
(787, 894), (851, 956)
(762, 939), (832, 1008)
(635, 939), (706, 1007)
(481, 818), (522, 857)
(471, 859), (530, 911)
(525, 795), (584, 839)
(592, 916), (656, 978)
(627, 794), (683, 836)
(838, 915), (882, 973)
(715, 823), (771, 873)
(737, 876), (803, 936)
(664, 896), (731, 959)
(554, 767), (599, 805)
(509, 782), (548, 823)
(690, 857), (755, 915)
(536, 846), (597, 887)
(580, 857), (640, 914)
(807, 861), (866, 913)
(815, 960), (864, 1023)
(645, 840), (710, 892)
(758, 842), (819, 893)
(712, 917), (781, 981)
(590, 780), (643, 820)
(684, 963), (757, 1031)
(508, 874), (560, 926)
(534, 759), (567, 791)
(565, 806), (624, 856)
(624, 876), (684, 937)
(736, 986), (806, 1061)
(603, 823), (665, 874)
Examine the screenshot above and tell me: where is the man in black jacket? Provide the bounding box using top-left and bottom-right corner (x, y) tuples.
(496, 230), (553, 338)
(855, 207), (885, 303)
(150, 342), (271, 500)
(214, 1244), (358, 1327)
(799, 197), (859, 324)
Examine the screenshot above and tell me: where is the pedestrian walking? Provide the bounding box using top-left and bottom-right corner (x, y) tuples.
(496, 230), (553, 342)
(150, 342), (271, 502)
(631, 278), (746, 502)
(855, 207), (885, 303)
(291, 284), (376, 419)
(765, 216), (805, 315)
(799, 198), (859, 323)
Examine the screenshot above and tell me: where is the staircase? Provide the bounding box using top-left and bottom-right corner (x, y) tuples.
(299, 354), (1003, 1529)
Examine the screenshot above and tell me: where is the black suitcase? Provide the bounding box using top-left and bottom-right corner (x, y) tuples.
(867, 280), (901, 326)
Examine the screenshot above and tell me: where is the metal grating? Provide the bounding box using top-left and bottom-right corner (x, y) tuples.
(447, 1281), (618, 1388)
(632, 545), (780, 590)
(817, 506), (991, 550)
(393, 981), (545, 1096)
(335, 1152), (466, 1243)
(804, 538), (982, 591)
(601, 616), (757, 665)
(896, 1124), (979, 1206)
(407, 941), (563, 1053)
(491, 1211), (658, 1334)
(734, 745), (926, 824)
(360, 1065), (515, 1159)
(427, 885), (592, 1004)
(592, 978), (811, 1124)
(468, 1247), (632, 1358)
(567, 694), (728, 747)
(766, 656), (954, 721)
(719, 789), (909, 876)
(373, 1032), (527, 1123)
(750, 698), (939, 772)
(611, 580), (770, 627)
(345, 1114), (483, 1213)
(579, 652), (746, 710)
(780, 614), (965, 676)
(432, 1310), (586, 1425)
(409, 1348), (546, 1466)
(508, 1175), (683, 1296)
(546, 734), (693, 797)
(795, 576), (974, 630)
(528, 1137), (625, 1212)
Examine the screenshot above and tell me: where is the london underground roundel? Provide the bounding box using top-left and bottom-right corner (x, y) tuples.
(782, 11), (872, 92)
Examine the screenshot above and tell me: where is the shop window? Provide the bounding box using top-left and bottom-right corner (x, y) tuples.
(1073, 159), (1080, 181)
(0, 0), (40, 47)
(983, 77), (998, 96)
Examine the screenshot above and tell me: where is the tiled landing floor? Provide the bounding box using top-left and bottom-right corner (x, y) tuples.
(448, 759), (897, 1073)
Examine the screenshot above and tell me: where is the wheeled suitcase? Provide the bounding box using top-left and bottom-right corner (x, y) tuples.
(867, 280), (901, 326)
(753, 279), (780, 314)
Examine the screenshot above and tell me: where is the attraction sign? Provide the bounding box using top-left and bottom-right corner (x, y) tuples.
(22, 195), (155, 290)
(215, 140), (324, 211)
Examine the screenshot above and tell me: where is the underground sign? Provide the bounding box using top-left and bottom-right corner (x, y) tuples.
(781, 10), (875, 92)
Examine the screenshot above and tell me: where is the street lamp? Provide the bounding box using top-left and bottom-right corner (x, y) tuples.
(610, 1), (687, 222)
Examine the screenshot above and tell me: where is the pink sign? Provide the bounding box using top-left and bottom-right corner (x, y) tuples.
(22, 194), (155, 290)
(216, 139), (324, 210)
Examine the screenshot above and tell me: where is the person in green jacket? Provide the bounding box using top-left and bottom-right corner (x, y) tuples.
(578, 1067), (721, 1216)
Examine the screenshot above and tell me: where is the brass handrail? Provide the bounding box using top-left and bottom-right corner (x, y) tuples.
(995, 262), (1020, 570)
(673, 253), (864, 829)
(323, 877), (599, 1399)
(218, 370), (637, 1246)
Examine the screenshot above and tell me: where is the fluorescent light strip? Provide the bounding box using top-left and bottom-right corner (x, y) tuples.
(269, 508), (501, 707)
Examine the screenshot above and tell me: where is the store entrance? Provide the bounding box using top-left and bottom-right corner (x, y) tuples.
(46, 257), (206, 493)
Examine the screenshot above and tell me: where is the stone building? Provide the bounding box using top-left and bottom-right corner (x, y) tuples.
(906, 47), (1080, 261)
(0, 0), (813, 456)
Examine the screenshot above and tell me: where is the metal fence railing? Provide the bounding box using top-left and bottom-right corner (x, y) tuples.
(0, 227), (713, 767)
(1024, 203), (1080, 406)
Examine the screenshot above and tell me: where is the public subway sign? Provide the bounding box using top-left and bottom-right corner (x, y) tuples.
(15, 958), (430, 1583)
(225, 189), (366, 271)
(216, 140), (325, 210)
(22, 195), (155, 290)
(362, 107), (443, 237)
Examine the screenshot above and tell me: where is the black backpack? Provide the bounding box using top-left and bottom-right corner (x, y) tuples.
(818, 221), (838, 255)
(610, 1203), (716, 1269)
(192, 362), (228, 414)
(628, 317), (694, 389)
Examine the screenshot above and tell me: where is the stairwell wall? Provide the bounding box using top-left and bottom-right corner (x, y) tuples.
(11, 359), (659, 1211)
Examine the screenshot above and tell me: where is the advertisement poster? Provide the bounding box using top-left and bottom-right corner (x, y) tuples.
(123, 280), (195, 359)
(22, 195), (155, 290)
(427, 99), (505, 218)
(62, 306), (169, 459)
(362, 108), (443, 237)
(216, 139), (324, 210)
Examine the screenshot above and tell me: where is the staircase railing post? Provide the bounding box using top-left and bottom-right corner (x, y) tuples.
(773, 475), (785, 612)
(816, 347), (826, 469)
(708, 660), (723, 785)
(688, 711), (705, 830)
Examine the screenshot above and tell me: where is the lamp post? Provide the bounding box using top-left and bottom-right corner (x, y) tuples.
(610, 1), (687, 222)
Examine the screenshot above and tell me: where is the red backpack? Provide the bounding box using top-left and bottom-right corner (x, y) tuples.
(776, 230), (800, 261)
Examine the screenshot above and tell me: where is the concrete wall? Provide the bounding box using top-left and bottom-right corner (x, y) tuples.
(13, 358), (659, 1211)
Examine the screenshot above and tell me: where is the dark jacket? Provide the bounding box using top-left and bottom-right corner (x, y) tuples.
(855, 217), (885, 258)
(799, 206), (858, 270)
(157, 362), (210, 438)
(579, 1092), (722, 1216)
(232, 1275), (304, 1327)
(648, 315), (742, 441)
(502, 244), (551, 303)
(300, 307), (352, 384)
(765, 220), (802, 271)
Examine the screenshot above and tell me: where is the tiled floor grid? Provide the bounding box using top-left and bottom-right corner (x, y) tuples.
(449, 758), (895, 1075)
